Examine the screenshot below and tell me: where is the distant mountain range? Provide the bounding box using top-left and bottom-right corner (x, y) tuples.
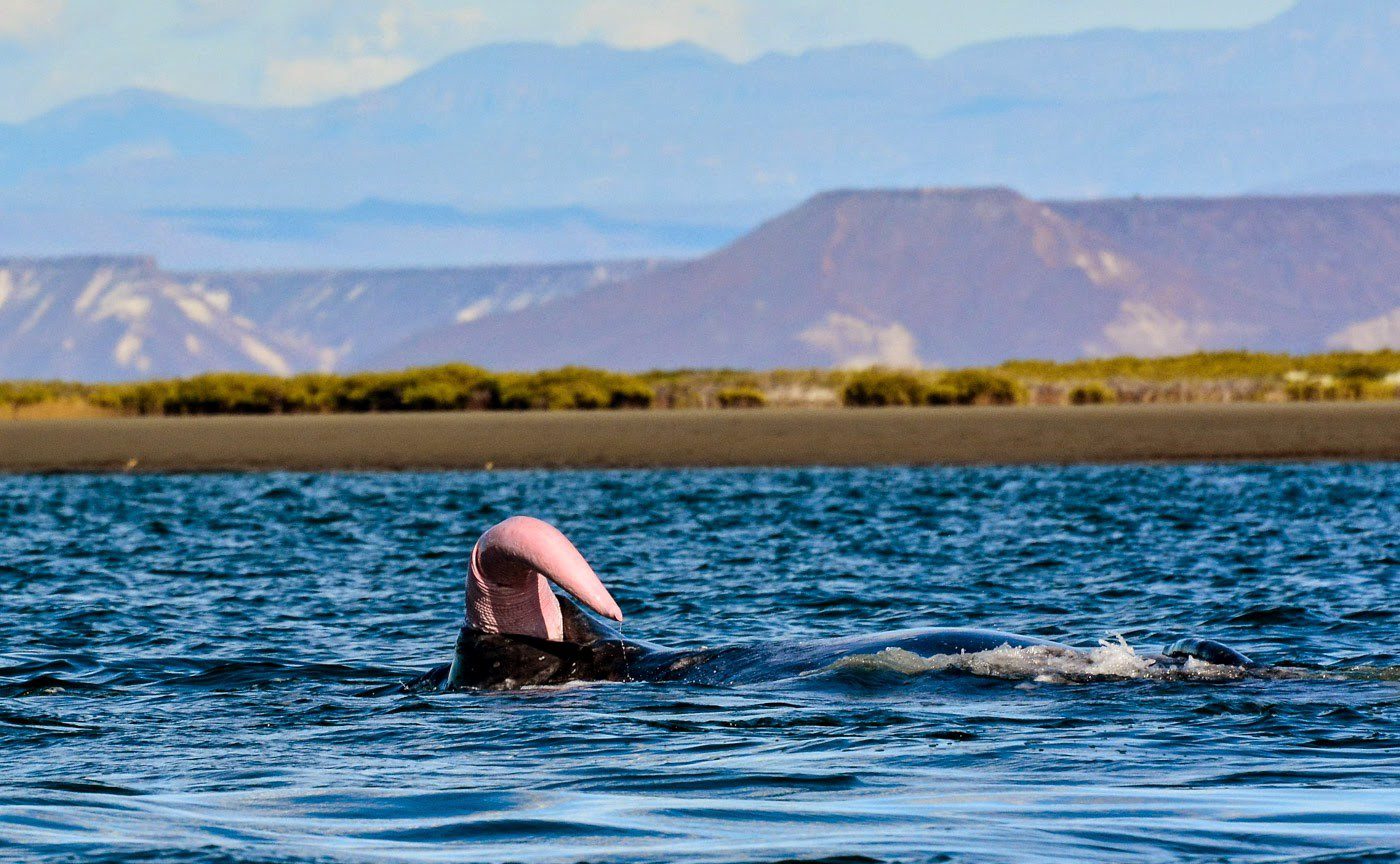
(1, 0), (1399, 268)
(3, 189), (1398, 379)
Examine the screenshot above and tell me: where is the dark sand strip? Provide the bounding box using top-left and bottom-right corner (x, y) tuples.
(1, 403), (1396, 473)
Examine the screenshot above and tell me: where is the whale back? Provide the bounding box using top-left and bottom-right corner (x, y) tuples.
(440, 593), (643, 689)
(447, 628), (638, 688)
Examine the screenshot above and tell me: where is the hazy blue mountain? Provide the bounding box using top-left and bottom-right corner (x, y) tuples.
(1, 0), (1398, 268)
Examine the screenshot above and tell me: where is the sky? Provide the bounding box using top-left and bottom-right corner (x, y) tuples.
(0, 0), (1296, 123)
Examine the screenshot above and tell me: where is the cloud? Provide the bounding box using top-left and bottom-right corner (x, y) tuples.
(172, 0), (245, 36)
(260, 1), (485, 103)
(1325, 307), (1400, 351)
(262, 53), (419, 104)
(572, 0), (748, 56)
(798, 312), (923, 369)
(374, 1), (485, 52)
(0, 0), (64, 43)
(1090, 301), (1217, 357)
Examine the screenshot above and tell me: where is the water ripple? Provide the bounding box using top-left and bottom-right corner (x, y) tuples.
(0, 465), (1396, 862)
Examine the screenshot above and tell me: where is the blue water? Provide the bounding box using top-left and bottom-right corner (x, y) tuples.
(0, 465), (1396, 863)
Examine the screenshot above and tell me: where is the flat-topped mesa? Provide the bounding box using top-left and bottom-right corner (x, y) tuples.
(381, 190), (1400, 371)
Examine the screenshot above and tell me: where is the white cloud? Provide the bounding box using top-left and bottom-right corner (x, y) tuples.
(572, 0), (748, 56)
(0, 0), (64, 43)
(259, 2), (488, 104)
(375, 0), (485, 51)
(798, 312), (922, 369)
(173, 0), (244, 36)
(1090, 302), (1201, 356)
(1325, 307), (1400, 351)
(262, 53), (420, 104)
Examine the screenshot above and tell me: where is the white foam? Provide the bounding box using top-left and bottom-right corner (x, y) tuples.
(825, 636), (1253, 684)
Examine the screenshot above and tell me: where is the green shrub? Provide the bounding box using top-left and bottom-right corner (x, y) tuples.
(281, 373), (341, 412)
(496, 367), (653, 410)
(164, 373), (289, 414)
(559, 381), (609, 410)
(922, 383), (959, 406)
(1000, 350), (1400, 383)
(937, 369), (1026, 405)
(1285, 377), (1339, 401)
(6, 351), (1394, 417)
(0, 381), (82, 409)
(842, 368), (929, 406)
(716, 386), (767, 408)
(88, 381), (175, 414)
(607, 377), (656, 409)
(1068, 382), (1117, 405)
(325, 364), (495, 412)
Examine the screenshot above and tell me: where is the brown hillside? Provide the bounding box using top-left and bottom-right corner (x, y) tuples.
(375, 189), (1137, 368)
(375, 189), (1400, 370)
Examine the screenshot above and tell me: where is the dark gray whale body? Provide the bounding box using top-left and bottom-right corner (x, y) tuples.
(408, 595), (1257, 691)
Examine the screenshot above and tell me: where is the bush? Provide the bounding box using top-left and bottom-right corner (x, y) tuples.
(1068, 382), (1117, 405)
(1285, 377), (1339, 401)
(396, 365), (497, 410)
(165, 373), (289, 414)
(716, 386), (767, 408)
(0, 381), (84, 410)
(329, 364), (495, 412)
(282, 373), (342, 412)
(842, 368), (1026, 407)
(607, 377), (656, 409)
(1000, 350), (1400, 384)
(842, 368), (929, 406)
(497, 367), (653, 410)
(88, 381), (175, 414)
(922, 383), (959, 406)
(937, 369), (1026, 405)
(8, 351), (1394, 417)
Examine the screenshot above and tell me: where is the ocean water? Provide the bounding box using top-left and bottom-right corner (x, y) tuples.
(0, 465), (1396, 863)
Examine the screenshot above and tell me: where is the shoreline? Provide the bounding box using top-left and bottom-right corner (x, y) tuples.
(1, 403), (1397, 473)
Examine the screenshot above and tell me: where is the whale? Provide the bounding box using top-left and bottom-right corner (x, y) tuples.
(409, 516), (1257, 691)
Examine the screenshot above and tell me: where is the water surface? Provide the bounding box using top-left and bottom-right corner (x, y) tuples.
(1, 465), (1396, 862)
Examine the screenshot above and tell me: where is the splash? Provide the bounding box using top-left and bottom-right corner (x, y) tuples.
(824, 636), (1255, 684)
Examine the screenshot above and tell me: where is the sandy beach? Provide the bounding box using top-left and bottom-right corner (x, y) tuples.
(0, 402), (1396, 472)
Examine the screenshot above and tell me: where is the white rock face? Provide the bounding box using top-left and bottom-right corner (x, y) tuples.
(0, 256), (655, 380)
(0, 258), (320, 379)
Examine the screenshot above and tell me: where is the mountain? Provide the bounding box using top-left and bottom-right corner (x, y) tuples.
(0, 257), (661, 380)
(374, 189), (1400, 370)
(5, 188), (1399, 379)
(2, 1), (1399, 267)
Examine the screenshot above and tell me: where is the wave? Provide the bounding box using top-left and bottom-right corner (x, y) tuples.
(820, 637), (1296, 684)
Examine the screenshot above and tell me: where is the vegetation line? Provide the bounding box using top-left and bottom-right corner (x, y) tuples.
(1, 351), (1397, 418)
